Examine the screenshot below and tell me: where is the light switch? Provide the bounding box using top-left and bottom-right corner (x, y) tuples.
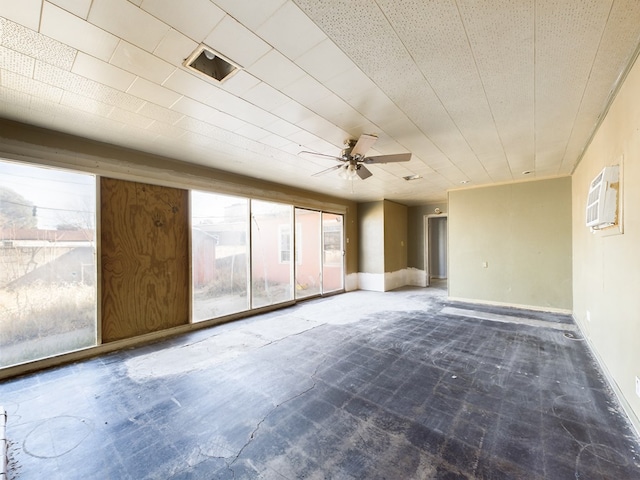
(482, 261), (488, 268)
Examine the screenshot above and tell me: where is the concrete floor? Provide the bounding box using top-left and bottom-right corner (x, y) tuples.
(1, 284), (640, 479)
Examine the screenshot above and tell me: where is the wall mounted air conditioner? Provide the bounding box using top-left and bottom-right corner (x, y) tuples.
(586, 165), (619, 230)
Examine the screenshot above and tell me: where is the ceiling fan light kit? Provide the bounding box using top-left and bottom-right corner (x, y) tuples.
(300, 133), (412, 181)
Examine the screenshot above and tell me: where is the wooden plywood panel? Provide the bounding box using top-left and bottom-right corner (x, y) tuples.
(101, 177), (189, 342)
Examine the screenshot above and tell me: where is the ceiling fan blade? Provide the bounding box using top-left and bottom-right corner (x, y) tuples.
(363, 153), (412, 164)
(299, 151), (343, 162)
(312, 164), (342, 177)
(356, 165), (373, 180)
(351, 134), (378, 158)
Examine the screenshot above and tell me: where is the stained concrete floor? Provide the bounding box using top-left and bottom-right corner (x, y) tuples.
(1, 284), (640, 479)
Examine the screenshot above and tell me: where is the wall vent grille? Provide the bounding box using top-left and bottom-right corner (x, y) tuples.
(586, 165), (619, 229)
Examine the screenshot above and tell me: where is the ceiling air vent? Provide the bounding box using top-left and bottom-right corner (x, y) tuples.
(184, 45), (240, 83)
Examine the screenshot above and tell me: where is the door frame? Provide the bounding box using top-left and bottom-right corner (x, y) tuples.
(423, 213), (448, 287)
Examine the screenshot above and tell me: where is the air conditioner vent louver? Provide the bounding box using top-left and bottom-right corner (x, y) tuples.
(586, 165), (619, 229)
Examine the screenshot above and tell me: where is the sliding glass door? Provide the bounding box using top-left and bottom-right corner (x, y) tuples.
(294, 208), (322, 299)
(322, 212), (344, 293)
(251, 200), (293, 309)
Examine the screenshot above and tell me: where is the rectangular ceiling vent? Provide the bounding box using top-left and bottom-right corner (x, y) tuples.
(184, 45), (240, 83)
(586, 165), (619, 230)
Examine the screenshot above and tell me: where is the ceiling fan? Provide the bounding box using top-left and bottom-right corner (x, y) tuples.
(299, 134), (412, 180)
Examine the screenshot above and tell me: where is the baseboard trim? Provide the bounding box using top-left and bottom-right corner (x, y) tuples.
(572, 316), (640, 439)
(447, 296), (572, 315)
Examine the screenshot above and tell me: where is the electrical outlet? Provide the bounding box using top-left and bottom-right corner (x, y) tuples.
(636, 377), (640, 398)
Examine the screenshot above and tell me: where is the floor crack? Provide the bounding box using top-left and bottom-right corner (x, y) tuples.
(227, 357), (327, 472)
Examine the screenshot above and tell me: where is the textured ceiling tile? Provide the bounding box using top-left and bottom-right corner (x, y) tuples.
(211, 0), (286, 30)
(89, 0), (170, 53)
(48, 0), (92, 19)
(110, 41), (176, 84)
(306, 94), (367, 132)
(561, 0), (640, 172)
(204, 109), (248, 133)
(0, 0), (41, 30)
(163, 68), (220, 101)
(60, 90), (114, 117)
(127, 76), (182, 108)
(295, 38), (355, 84)
(35, 61), (101, 98)
(256, 2), (326, 60)
(0, 85), (33, 109)
(171, 96), (222, 124)
(378, 0), (506, 172)
(153, 29), (199, 66)
(1, 18), (77, 70)
(140, 0), (225, 42)
(138, 102), (184, 125)
(322, 66), (378, 104)
(246, 49), (306, 90)
(72, 52), (136, 91)
(204, 15), (272, 69)
(108, 105), (155, 129)
(535, 0), (613, 166)
(233, 123), (271, 141)
(40, 3), (119, 62)
(0, 45), (35, 77)
(242, 82), (290, 112)
(219, 70), (261, 96)
(146, 120), (185, 138)
(35, 61), (147, 112)
(271, 100), (315, 125)
(263, 118), (301, 138)
(1, 70), (64, 103)
(281, 74), (332, 106)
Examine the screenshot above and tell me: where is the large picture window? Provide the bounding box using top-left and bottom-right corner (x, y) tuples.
(0, 160), (97, 367)
(191, 191), (249, 322)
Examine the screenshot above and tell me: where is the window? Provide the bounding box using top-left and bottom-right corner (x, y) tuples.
(0, 160), (96, 367)
(191, 191), (249, 322)
(278, 223), (302, 264)
(251, 200), (293, 308)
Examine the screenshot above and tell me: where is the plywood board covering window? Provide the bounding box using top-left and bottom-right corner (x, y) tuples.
(100, 178), (189, 342)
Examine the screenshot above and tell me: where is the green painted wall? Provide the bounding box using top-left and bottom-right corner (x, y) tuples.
(383, 200), (408, 273)
(448, 177), (572, 310)
(358, 201), (384, 274)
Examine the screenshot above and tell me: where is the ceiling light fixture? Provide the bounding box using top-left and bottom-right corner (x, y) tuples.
(403, 174), (422, 181)
(338, 163), (359, 180)
(184, 45), (240, 83)
(460, 180), (470, 184)
(522, 170), (532, 175)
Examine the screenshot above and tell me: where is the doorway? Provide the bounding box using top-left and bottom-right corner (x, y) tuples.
(424, 215), (448, 287)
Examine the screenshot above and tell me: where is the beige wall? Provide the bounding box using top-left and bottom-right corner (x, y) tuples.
(572, 52), (640, 430)
(448, 177), (572, 311)
(383, 200), (408, 273)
